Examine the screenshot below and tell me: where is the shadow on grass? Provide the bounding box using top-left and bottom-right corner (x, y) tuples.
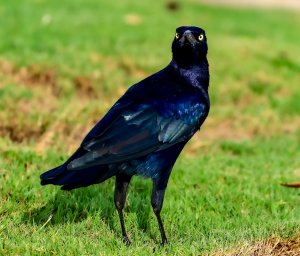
(21, 177), (153, 236)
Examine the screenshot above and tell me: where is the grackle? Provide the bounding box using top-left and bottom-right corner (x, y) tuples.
(40, 26), (210, 245)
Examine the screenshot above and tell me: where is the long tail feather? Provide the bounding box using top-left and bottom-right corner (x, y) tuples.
(40, 164), (116, 190)
(40, 165), (66, 185)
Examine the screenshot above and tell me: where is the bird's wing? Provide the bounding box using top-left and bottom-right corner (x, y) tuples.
(67, 101), (206, 170)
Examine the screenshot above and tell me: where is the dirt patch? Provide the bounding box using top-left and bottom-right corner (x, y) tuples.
(19, 67), (56, 87)
(0, 59), (56, 86)
(212, 234), (300, 255)
(0, 59), (59, 95)
(0, 124), (44, 143)
(186, 114), (300, 154)
(0, 59), (102, 98)
(74, 76), (95, 98)
(0, 56), (147, 98)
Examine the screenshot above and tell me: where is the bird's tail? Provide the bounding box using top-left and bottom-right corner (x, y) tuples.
(40, 164), (116, 191)
(40, 164), (67, 185)
(40, 147), (118, 190)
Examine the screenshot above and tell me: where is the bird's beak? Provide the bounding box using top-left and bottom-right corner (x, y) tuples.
(179, 30), (197, 46)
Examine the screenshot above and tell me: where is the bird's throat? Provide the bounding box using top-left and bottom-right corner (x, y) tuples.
(170, 59), (210, 90)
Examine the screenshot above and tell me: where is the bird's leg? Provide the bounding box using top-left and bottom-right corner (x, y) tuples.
(114, 174), (132, 246)
(151, 180), (168, 245)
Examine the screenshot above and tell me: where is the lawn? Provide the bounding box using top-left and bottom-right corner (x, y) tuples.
(0, 0), (300, 255)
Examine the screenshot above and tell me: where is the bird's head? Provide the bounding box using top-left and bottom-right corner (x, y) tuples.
(172, 26), (208, 67)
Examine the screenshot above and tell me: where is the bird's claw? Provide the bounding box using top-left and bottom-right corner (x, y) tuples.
(122, 236), (131, 246)
(161, 237), (168, 246)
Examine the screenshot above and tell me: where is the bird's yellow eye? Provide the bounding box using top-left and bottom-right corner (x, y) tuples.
(175, 32), (180, 39)
(198, 34), (204, 41)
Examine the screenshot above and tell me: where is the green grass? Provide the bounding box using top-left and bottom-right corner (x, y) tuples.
(1, 0), (300, 255)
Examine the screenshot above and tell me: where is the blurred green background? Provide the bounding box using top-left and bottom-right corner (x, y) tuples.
(0, 0), (300, 255)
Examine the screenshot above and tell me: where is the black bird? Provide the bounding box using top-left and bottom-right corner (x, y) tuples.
(40, 26), (210, 245)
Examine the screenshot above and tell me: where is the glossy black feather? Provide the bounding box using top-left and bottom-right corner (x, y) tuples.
(40, 26), (210, 191)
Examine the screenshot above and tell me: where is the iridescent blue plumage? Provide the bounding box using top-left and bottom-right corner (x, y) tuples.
(40, 26), (210, 244)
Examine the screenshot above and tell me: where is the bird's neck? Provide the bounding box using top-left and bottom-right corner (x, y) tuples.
(169, 59), (209, 91)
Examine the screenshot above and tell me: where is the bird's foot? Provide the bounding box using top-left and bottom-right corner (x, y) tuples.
(122, 236), (131, 246)
(161, 237), (168, 246)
